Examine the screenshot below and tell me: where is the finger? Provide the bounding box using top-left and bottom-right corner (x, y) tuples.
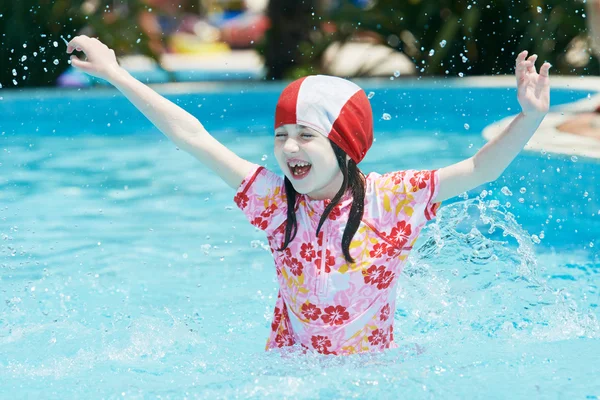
(516, 60), (534, 80)
(516, 50), (528, 66)
(539, 62), (551, 77)
(69, 55), (92, 71)
(67, 35), (88, 54)
(526, 54), (538, 73)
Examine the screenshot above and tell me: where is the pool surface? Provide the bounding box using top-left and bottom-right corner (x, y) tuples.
(1, 81), (599, 399)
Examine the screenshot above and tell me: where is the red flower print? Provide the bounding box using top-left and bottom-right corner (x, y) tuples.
(282, 305), (289, 320)
(261, 203), (278, 218)
(368, 329), (386, 346)
(362, 265), (385, 285)
(251, 217), (268, 230)
(311, 335), (333, 353)
(321, 305), (350, 326)
(275, 329), (294, 347)
(377, 269), (395, 290)
(380, 304), (391, 321)
(271, 307), (282, 332)
(328, 206), (341, 221)
(233, 192), (249, 209)
(300, 243), (316, 262)
(315, 249), (335, 274)
(389, 325), (394, 343)
(301, 302), (322, 321)
(369, 242), (389, 258)
(390, 171), (406, 185)
(287, 257), (303, 276)
(409, 171), (430, 192)
(387, 221), (412, 248)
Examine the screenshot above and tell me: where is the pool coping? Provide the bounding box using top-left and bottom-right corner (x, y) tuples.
(1, 75), (599, 99)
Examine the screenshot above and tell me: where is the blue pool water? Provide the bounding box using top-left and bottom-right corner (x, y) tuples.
(1, 81), (599, 399)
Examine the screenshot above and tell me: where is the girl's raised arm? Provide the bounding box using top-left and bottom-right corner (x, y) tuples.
(67, 35), (255, 189)
(432, 51), (551, 203)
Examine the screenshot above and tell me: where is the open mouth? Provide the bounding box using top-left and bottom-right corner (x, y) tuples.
(287, 161), (312, 179)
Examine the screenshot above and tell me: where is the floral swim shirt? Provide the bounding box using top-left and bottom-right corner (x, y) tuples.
(234, 165), (440, 355)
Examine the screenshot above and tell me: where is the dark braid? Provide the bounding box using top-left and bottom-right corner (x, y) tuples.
(278, 142), (366, 263)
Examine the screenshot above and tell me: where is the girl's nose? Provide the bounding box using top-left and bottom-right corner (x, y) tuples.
(283, 137), (300, 153)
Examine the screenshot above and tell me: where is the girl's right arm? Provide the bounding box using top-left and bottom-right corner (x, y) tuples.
(67, 35), (255, 190)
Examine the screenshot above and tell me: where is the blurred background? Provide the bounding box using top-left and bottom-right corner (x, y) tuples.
(1, 0), (599, 88)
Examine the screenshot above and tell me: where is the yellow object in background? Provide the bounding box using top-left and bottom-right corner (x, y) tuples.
(169, 33), (231, 55)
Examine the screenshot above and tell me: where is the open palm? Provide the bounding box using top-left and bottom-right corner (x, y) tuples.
(516, 51), (551, 118)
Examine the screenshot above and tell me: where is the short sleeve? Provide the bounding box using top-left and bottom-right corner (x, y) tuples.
(233, 164), (288, 234)
(379, 169), (441, 224)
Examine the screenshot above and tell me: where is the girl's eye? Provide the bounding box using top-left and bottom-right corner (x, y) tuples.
(301, 133), (314, 138)
(275, 133), (286, 138)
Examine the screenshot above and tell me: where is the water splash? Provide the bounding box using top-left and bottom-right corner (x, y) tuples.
(398, 198), (599, 347)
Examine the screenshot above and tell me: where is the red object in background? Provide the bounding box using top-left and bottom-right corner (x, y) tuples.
(220, 13), (270, 49)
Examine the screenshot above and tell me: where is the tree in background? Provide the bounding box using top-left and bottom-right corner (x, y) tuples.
(0, 0), (154, 88)
(262, 0), (598, 79)
(263, 0), (318, 80)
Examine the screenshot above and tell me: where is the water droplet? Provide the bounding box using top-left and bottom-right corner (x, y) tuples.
(590, 242), (594, 248)
(537, 6), (542, 13)
(136, 38), (141, 44)
(520, 187), (526, 194)
(518, 198), (525, 203)
(501, 186), (513, 196)
(571, 156), (578, 162)
(393, 70), (400, 77)
(53, 41), (58, 47)
(440, 40), (447, 48)
(367, 91), (375, 99)
(539, 231), (545, 239)
(261, 154), (268, 161)
(201, 244), (211, 255)
(531, 235), (541, 244)
(21, 55), (27, 62)
(12, 69), (17, 76)
(463, 123), (470, 130)
(53, 59), (59, 65)
(429, 49), (435, 56)
(458, 72), (464, 78)
(382, 113), (391, 121)
(461, 56), (468, 63)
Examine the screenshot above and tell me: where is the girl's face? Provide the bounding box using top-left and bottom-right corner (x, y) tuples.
(274, 124), (344, 200)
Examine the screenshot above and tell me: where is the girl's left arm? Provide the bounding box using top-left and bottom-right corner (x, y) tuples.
(432, 51), (551, 203)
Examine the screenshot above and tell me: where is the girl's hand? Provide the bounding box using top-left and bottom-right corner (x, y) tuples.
(515, 51), (551, 118)
(66, 35), (122, 82)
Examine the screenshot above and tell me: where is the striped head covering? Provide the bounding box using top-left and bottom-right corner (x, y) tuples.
(275, 75), (374, 164)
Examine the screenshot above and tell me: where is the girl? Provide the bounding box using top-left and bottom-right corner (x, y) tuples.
(67, 36), (551, 355)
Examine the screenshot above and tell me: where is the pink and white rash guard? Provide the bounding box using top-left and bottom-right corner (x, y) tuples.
(234, 165), (440, 355)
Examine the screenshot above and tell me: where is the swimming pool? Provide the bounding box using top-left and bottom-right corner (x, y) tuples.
(1, 81), (598, 399)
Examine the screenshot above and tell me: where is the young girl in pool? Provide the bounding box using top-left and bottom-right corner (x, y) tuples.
(67, 35), (551, 355)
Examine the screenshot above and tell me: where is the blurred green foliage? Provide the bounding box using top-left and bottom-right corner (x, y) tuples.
(0, 0), (155, 88)
(264, 0), (598, 78)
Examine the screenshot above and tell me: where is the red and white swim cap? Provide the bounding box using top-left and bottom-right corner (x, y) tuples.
(275, 75), (374, 164)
